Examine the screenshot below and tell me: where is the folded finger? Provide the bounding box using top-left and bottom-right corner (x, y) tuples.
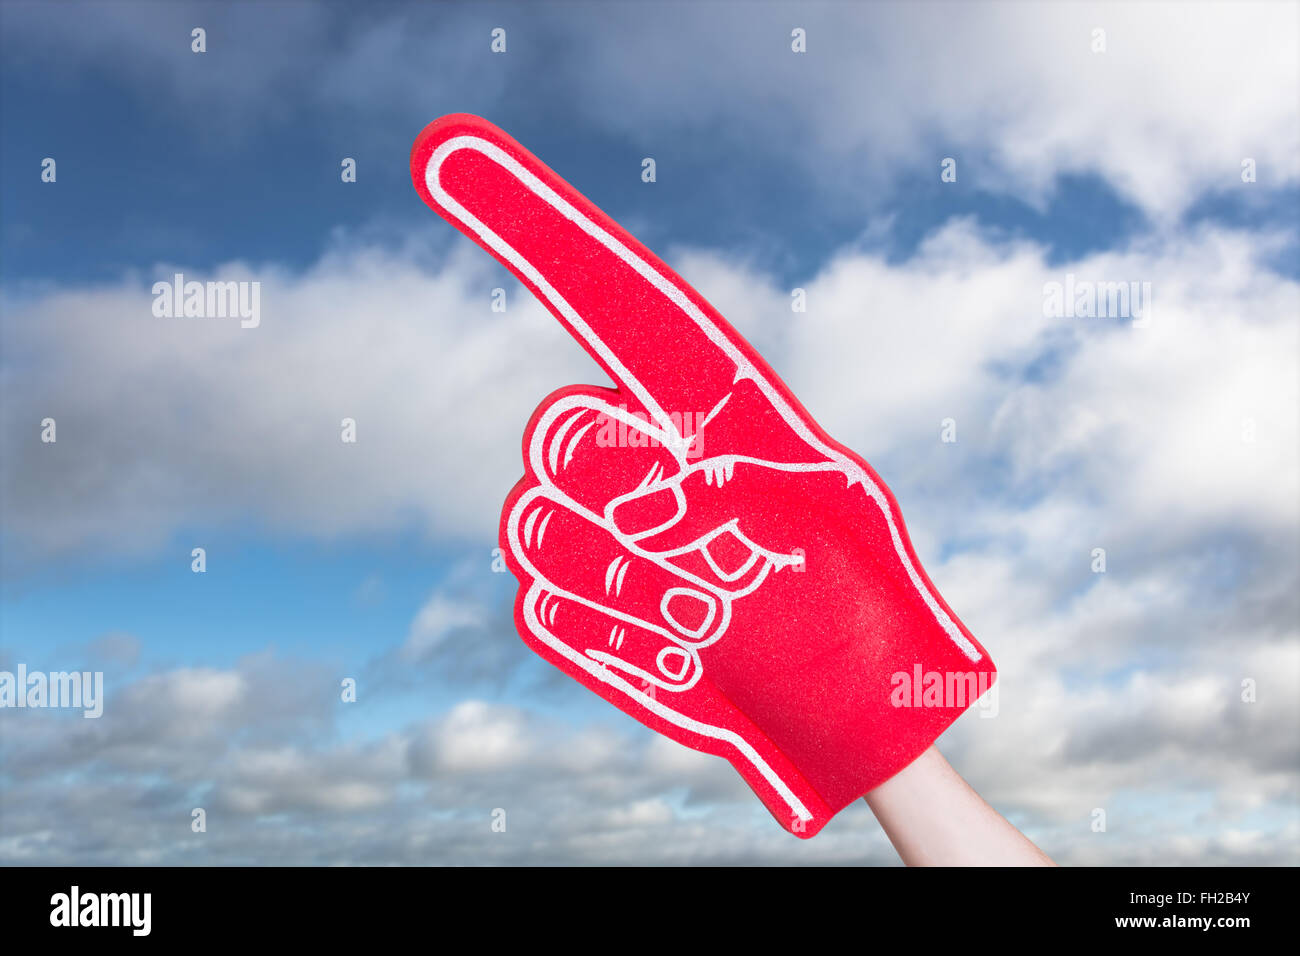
(527, 390), (684, 515)
(523, 584), (702, 691)
(509, 488), (727, 644)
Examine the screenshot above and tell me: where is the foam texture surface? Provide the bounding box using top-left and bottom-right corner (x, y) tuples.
(411, 114), (996, 837)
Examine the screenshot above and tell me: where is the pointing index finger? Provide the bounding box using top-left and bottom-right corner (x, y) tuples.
(411, 114), (755, 442)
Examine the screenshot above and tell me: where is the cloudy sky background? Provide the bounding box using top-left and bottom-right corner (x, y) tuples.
(1, 0), (1297, 864)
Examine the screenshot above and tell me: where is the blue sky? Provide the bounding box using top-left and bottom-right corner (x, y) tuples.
(2, 0), (1297, 864)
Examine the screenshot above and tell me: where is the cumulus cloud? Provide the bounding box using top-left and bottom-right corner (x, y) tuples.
(4, 2), (1293, 221)
(574, 1), (1299, 222)
(3, 647), (1292, 863)
(2, 660), (883, 865)
(402, 594), (488, 662)
(2, 0), (1296, 866)
(3, 211), (1296, 862)
(8, 221), (1293, 572)
(1, 238), (595, 570)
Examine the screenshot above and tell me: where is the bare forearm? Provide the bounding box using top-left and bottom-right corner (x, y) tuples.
(864, 746), (1056, 866)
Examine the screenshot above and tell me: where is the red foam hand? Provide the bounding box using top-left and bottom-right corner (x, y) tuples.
(410, 114), (995, 838)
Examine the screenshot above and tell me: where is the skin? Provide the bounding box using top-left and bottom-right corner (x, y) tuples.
(864, 746), (1057, 866)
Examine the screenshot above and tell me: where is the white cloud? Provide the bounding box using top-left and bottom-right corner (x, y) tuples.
(606, 2), (1299, 221)
(125, 668), (246, 726)
(403, 593), (486, 661)
(10, 220), (1291, 576)
(4, 215), (1296, 864)
(1, 239), (596, 568)
(6, 3), (1293, 221)
(417, 700), (535, 773)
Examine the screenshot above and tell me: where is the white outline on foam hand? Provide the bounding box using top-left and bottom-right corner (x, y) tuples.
(425, 136), (984, 825)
